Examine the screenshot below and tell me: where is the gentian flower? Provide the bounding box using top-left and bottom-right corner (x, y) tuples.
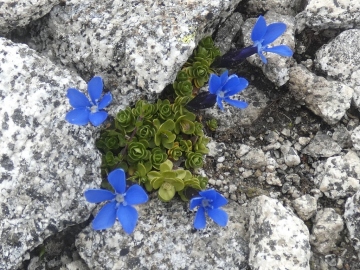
(190, 189), (228, 229)
(209, 70), (248, 111)
(84, 168), (148, 234)
(251, 15), (293, 64)
(65, 76), (112, 126)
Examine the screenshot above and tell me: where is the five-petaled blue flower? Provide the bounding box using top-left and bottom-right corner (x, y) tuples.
(209, 70), (248, 111)
(84, 168), (148, 234)
(251, 15), (293, 64)
(190, 189), (228, 229)
(65, 76), (112, 126)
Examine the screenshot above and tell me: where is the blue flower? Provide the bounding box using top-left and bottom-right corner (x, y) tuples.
(190, 189), (228, 229)
(209, 70), (248, 111)
(65, 76), (112, 126)
(84, 169), (148, 233)
(251, 15), (293, 64)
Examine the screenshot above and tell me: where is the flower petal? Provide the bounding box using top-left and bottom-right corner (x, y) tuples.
(125, 184), (148, 205)
(92, 201), (117, 230)
(264, 45), (293, 57)
(67, 88), (91, 108)
(108, 169), (126, 194)
(212, 193), (228, 208)
(258, 51), (268, 64)
(189, 197), (203, 210)
(219, 70), (229, 86)
(193, 206), (206, 229)
(117, 205), (138, 234)
(251, 15), (267, 42)
(98, 92), (112, 110)
(224, 98), (248, 109)
(65, 108), (90, 125)
(208, 73), (221, 94)
(262, 23), (286, 46)
(199, 189), (218, 201)
(216, 96), (224, 111)
(207, 208), (228, 227)
(84, 189), (115, 203)
(88, 76), (103, 104)
(89, 111), (108, 126)
(223, 76), (248, 97)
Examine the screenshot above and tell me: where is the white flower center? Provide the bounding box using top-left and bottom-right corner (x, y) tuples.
(201, 198), (212, 208)
(116, 194), (125, 203)
(90, 105), (98, 113)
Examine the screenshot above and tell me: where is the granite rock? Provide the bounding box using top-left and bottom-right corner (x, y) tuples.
(344, 190), (360, 255)
(242, 11), (295, 86)
(302, 132), (342, 158)
(240, 148), (267, 169)
(248, 195), (311, 269)
(289, 65), (353, 125)
(246, 0), (302, 16)
(76, 197), (250, 270)
(351, 126), (360, 150)
(0, 38), (102, 269)
(26, 0), (241, 100)
(310, 208), (344, 255)
(314, 151), (360, 199)
(296, 0), (360, 32)
(292, 194), (317, 221)
(0, 0), (60, 35)
(315, 29), (360, 110)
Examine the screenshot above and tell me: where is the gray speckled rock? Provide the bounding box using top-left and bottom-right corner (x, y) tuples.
(351, 126), (360, 150)
(241, 148), (267, 169)
(0, 37), (102, 269)
(242, 11), (295, 87)
(296, 0), (360, 32)
(302, 132), (342, 158)
(248, 195), (311, 269)
(310, 208), (344, 255)
(0, 0), (59, 35)
(292, 194), (317, 221)
(246, 0), (302, 16)
(76, 197), (250, 270)
(28, 0), (241, 98)
(314, 151), (360, 199)
(344, 190), (360, 255)
(315, 30), (360, 110)
(289, 65), (353, 125)
(204, 85), (269, 131)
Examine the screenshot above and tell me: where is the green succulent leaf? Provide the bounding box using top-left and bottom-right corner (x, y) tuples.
(185, 151), (204, 169)
(159, 159), (173, 172)
(174, 112), (196, 134)
(173, 80), (193, 97)
(127, 141), (150, 164)
(157, 99), (174, 120)
(176, 70), (190, 82)
(150, 147), (168, 170)
(154, 119), (176, 149)
(206, 118), (218, 131)
(179, 140), (192, 152)
(132, 100), (157, 119)
(193, 136), (210, 154)
(167, 142), (182, 161)
(194, 122), (204, 136)
(158, 182), (176, 202)
(115, 107), (135, 132)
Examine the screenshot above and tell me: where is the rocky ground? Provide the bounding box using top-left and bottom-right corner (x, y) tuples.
(1, 0), (360, 269)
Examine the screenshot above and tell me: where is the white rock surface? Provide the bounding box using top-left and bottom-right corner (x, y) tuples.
(27, 0), (241, 100)
(0, 37), (102, 269)
(246, 0), (302, 16)
(248, 196), (311, 269)
(302, 132), (342, 158)
(242, 11), (295, 87)
(76, 197), (250, 270)
(240, 148), (267, 169)
(314, 151), (360, 199)
(310, 208), (344, 255)
(344, 190), (360, 255)
(296, 0), (360, 31)
(315, 30), (360, 110)
(351, 126), (360, 151)
(292, 194), (317, 221)
(0, 0), (59, 35)
(289, 65), (353, 125)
